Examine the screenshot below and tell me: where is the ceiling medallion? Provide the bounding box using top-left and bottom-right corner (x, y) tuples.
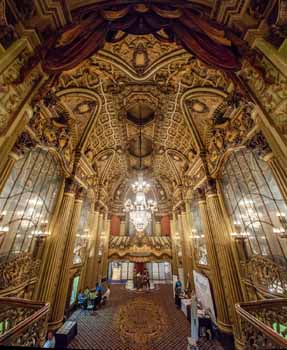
(188, 99), (209, 113)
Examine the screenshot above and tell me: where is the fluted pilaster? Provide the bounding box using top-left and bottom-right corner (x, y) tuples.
(49, 193), (83, 329)
(155, 220), (161, 236)
(170, 218), (179, 275)
(93, 213), (104, 285)
(198, 198), (232, 334)
(178, 212), (192, 287)
(120, 218), (126, 236)
(0, 152), (18, 193)
(206, 187), (243, 340)
(36, 183), (75, 308)
(100, 216), (111, 281)
(181, 208), (195, 290)
(265, 153), (287, 201)
(84, 209), (100, 288)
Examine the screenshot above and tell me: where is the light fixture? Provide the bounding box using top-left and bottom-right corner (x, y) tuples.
(124, 108), (157, 233)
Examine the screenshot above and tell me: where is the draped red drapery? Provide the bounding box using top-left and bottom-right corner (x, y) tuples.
(20, 3), (243, 80)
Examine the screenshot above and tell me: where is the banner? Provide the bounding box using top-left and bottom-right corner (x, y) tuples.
(193, 270), (216, 320)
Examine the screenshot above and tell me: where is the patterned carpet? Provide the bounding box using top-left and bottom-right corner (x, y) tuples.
(69, 284), (224, 350)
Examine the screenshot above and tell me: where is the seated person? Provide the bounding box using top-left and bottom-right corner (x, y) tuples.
(96, 283), (103, 293)
(44, 331), (55, 348)
(77, 290), (84, 308)
(89, 289), (97, 309)
(93, 290), (102, 310)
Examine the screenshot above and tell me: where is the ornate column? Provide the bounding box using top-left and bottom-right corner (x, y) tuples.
(84, 205), (100, 289)
(155, 217), (161, 236)
(170, 216), (179, 276)
(206, 180), (243, 345)
(267, 154), (287, 201)
(100, 214), (111, 282)
(198, 189), (232, 334)
(181, 203), (195, 290)
(0, 151), (19, 193)
(178, 209), (192, 287)
(93, 211), (104, 285)
(248, 131), (287, 201)
(49, 187), (84, 330)
(120, 216), (126, 236)
(35, 178), (76, 308)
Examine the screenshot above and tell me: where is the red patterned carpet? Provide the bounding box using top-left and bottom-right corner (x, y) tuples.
(69, 284), (224, 350)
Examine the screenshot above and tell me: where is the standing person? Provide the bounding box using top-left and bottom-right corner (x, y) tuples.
(146, 270), (150, 290)
(190, 290), (199, 349)
(43, 331), (55, 348)
(102, 285), (111, 303)
(174, 276), (182, 309)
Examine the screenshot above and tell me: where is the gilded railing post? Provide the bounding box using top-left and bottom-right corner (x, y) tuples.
(49, 187), (84, 330)
(206, 180), (244, 347)
(198, 189), (232, 334)
(35, 178), (76, 312)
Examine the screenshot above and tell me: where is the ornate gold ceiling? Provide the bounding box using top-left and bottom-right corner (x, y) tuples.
(5, 0), (276, 213)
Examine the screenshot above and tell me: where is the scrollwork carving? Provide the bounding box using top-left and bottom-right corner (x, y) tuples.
(0, 253), (41, 290)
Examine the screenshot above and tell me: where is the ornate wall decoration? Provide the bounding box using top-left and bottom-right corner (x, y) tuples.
(109, 235), (172, 260)
(206, 103), (255, 172)
(0, 253), (41, 291)
(241, 255), (287, 297)
(0, 46), (42, 134)
(28, 108), (74, 172)
(240, 56), (287, 142)
(102, 33), (179, 75)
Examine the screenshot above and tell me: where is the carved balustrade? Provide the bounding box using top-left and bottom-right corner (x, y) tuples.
(236, 299), (287, 349)
(0, 252), (41, 297)
(240, 256), (287, 298)
(0, 298), (49, 347)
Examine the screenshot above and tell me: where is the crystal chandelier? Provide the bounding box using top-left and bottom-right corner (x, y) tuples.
(124, 109), (157, 233)
(124, 173), (157, 232)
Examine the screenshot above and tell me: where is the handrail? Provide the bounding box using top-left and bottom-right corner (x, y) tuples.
(236, 299), (287, 348)
(0, 298), (49, 346)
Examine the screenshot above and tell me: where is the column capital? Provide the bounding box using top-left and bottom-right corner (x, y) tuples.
(75, 186), (85, 200)
(246, 131), (272, 159)
(64, 177), (78, 194)
(206, 178), (217, 196)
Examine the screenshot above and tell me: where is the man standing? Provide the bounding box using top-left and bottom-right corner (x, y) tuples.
(174, 276), (182, 309)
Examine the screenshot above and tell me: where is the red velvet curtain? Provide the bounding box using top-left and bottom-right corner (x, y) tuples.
(20, 3), (242, 79)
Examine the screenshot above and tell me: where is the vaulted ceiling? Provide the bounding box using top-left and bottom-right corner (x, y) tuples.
(6, 0), (275, 213)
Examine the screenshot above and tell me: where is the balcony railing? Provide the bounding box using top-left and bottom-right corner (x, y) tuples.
(0, 298), (49, 347)
(236, 299), (287, 349)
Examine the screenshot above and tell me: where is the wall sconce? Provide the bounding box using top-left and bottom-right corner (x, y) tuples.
(0, 210), (7, 222)
(273, 227), (287, 239)
(0, 225), (9, 233)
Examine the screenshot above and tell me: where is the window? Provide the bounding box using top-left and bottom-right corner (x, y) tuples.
(0, 148), (62, 259)
(221, 148), (287, 264)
